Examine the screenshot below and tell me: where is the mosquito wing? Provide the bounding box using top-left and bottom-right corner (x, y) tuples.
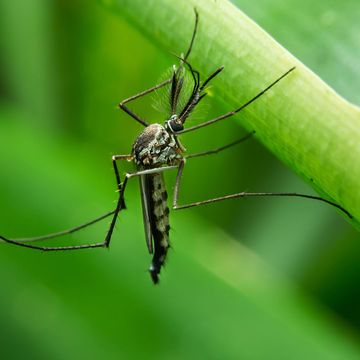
(139, 174), (153, 254)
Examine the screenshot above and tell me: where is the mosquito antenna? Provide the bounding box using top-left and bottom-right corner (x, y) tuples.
(170, 68), (179, 114)
(184, 8), (199, 61)
(177, 60), (225, 124)
(177, 66), (296, 134)
(169, 7), (200, 118)
(172, 55), (202, 122)
(173, 54), (200, 90)
(179, 65), (226, 120)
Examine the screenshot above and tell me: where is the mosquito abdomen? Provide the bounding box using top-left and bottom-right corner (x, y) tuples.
(149, 173), (170, 284)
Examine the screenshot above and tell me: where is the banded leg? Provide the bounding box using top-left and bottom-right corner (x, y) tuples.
(172, 160), (352, 219)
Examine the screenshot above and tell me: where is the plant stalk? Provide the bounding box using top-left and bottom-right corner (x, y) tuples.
(105, 0), (360, 228)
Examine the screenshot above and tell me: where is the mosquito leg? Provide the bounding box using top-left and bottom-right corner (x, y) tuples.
(0, 155), (132, 250)
(103, 185), (125, 249)
(185, 132), (254, 160)
(0, 164), (181, 251)
(108, 163), (179, 251)
(98, 164), (180, 251)
(119, 79), (172, 127)
(103, 155), (177, 247)
(125, 165), (179, 178)
(0, 176), (129, 251)
(97, 154), (134, 249)
(0, 211), (115, 245)
(174, 132), (253, 204)
(0, 155), (133, 248)
(0, 208), (119, 251)
(172, 159), (186, 211)
(112, 155), (133, 187)
(112, 154), (133, 209)
(0, 179), (129, 251)
(172, 159), (352, 219)
(177, 67), (296, 134)
(104, 164), (181, 250)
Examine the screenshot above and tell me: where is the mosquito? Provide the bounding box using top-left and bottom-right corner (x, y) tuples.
(0, 10), (351, 284)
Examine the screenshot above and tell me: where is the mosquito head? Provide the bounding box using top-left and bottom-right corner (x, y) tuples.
(132, 123), (183, 167)
(165, 114), (184, 133)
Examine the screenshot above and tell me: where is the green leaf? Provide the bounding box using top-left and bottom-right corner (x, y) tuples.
(104, 0), (360, 228)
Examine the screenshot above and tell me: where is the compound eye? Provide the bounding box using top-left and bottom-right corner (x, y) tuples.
(168, 120), (183, 132)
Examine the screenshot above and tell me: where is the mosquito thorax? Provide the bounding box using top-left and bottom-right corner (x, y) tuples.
(132, 123), (183, 167)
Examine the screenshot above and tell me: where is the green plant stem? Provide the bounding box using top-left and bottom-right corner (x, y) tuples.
(105, 0), (360, 228)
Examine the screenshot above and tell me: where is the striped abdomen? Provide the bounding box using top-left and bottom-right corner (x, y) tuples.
(148, 173), (170, 284)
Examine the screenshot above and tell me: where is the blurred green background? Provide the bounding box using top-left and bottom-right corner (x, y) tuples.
(0, 0), (360, 359)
